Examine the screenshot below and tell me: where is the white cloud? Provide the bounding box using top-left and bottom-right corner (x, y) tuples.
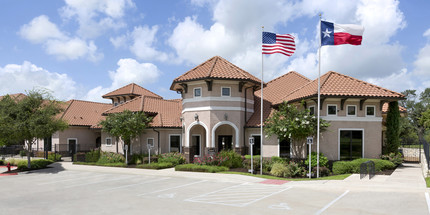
(18, 15), (66, 44)
(130, 25), (168, 62)
(19, 15), (103, 62)
(110, 35), (128, 49)
(0, 61), (78, 101)
(44, 38), (103, 61)
(60, 0), (135, 38)
(366, 68), (415, 94)
(84, 58), (161, 102)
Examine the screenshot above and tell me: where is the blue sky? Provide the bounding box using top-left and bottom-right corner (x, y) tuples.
(0, 0), (429, 102)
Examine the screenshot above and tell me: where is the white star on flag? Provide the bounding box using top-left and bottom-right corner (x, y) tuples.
(322, 28), (332, 38)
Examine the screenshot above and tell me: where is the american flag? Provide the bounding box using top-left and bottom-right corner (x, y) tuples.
(262, 32), (296, 56)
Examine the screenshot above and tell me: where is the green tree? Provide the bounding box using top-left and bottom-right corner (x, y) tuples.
(264, 101), (330, 156)
(385, 101), (401, 154)
(0, 95), (19, 146)
(421, 109), (430, 130)
(99, 110), (152, 163)
(6, 90), (68, 168)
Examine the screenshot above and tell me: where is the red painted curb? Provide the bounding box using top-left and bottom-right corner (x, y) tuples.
(259, 179), (289, 185)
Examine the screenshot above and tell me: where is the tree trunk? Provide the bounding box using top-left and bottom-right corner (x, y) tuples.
(26, 140), (33, 169)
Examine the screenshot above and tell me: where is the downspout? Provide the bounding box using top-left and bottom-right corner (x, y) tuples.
(153, 128), (160, 155)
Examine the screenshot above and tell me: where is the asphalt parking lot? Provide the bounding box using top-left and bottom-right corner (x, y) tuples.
(0, 162), (429, 215)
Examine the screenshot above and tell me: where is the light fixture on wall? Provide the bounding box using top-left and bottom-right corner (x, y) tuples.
(224, 113), (228, 120)
(194, 113), (199, 121)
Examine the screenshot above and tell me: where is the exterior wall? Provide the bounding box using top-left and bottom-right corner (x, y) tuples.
(56, 127), (100, 152)
(244, 128), (278, 157)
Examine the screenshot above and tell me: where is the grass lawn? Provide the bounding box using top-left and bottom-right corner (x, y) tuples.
(220, 171), (351, 181)
(426, 177), (430, 188)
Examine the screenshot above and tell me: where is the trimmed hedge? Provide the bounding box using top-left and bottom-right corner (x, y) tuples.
(333, 158), (395, 175)
(85, 149), (101, 163)
(73, 162), (127, 167)
(48, 153), (62, 162)
(17, 159), (54, 170)
(97, 152), (125, 164)
(158, 152), (186, 166)
(136, 162), (175, 170)
(175, 164), (229, 173)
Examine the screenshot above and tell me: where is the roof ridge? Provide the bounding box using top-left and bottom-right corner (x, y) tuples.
(60, 100), (74, 119)
(139, 95), (145, 111)
(267, 71), (311, 84)
(173, 56), (216, 82)
(103, 96), (142, 114)
(131, 83), (135, 94)
(207, 56), (218, 78)
(69, 99), (111, 105)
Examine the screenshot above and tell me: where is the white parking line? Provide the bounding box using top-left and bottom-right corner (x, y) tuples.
(65, 175), (135, 188)
(138, 180), (207, 196)
(315, 190), (349, 215)
(98, 177), (170, 192)
(38, 174), (107, 185)
(185, 183), (292, 207)
(425, 192), (430, 214)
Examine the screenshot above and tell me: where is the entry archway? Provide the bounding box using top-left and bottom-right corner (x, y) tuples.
(212, 121), (239, 151)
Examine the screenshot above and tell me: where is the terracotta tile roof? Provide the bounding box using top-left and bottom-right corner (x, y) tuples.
(60, 100), (111, 127)
(171, 56), (262, 91)
(103, 96), (182, 128)
(255, 71), (310, 103)
(102, 83), (162, 99)
(276, 71), (404, 104)
(0, 93), (27, 101)
(382, 102), (407, 113)
(245, 96), (275, 127)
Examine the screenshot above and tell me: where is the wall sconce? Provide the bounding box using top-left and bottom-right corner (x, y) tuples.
(224, 113), (228, 120)
(194, 113), (199, 121)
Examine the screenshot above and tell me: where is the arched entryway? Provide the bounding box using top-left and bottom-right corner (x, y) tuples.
(187, 121), (208, 160)
(212, 121), (239, 153)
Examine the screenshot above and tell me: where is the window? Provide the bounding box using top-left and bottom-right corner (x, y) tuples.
(347, 105), (356, 116)
(327, 105), (337, 116)
(309, 105), (315, 115)
(114, 102), (118, 106)
(366, 105), (375, 117)
(221, 87), (231, 97)
(106, 137), (112, 146)
(339, 130), (363, 160)
(250, 135), (261, 155)
(147, 138), (154, 147)
(169, 135), (181, 152)
(194, 87), (202, 97)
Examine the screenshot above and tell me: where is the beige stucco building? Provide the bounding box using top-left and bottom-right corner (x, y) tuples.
(27, 56), (404, 161)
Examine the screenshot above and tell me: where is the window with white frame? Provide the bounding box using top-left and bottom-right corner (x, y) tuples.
(194, 87), (202, 97)
(347, 105), (357, 116)
(169, 135), (181, 152)
(221, 87), (231, 97)
(327, 104), (337, 116)
(366, 105), (375, 117)
(309, 105), (315, 115)
(106, 137), (112, 146)
(147, 138), (154, 147)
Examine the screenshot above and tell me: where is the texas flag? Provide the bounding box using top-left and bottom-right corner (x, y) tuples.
(321, 21), (364, 46)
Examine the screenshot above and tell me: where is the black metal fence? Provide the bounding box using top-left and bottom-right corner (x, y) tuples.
(0, 145), (23, 158)
(422, 138), (429, 170)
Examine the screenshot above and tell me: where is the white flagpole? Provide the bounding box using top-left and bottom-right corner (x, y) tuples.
(260, 26), (264, 175)
(317, 14), (322, 178)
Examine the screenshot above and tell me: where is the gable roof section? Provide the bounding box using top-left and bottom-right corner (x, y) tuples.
(102, 83), (162, 99)
(276, 71), (404, 104)
(103, 96), (182, 127)
(60, 100), (111, 127)
(255, 71), (311, 103)
(170, 56), (262, 90)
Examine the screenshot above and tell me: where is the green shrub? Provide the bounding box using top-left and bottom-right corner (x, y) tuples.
(381, 152), (403, 166)
(85, 149), (101, 163)
(175, 164), (229, 173)
(74, 152), (86, 162)
(97, 152), (125, 164)
(48, 153), (62, 162)
(194, 154), (228, 166)
(137, 162), (175, 170)
(333, 159), (396, 174)
(0, 160), (4, 165)
(19, 150), (27, 157)
(270, 162), (288, 177)
(244, 155), (260, 160)
(284, 161), (306, 178)
(271, 156), (288, 164)
(73, 162), (127, 167)
(312, 166), (331, 177)
(218, 150), (243, 168)
(17, 159), (53, 170)
(158, 152), (186, 166)
(130, 153), (147, 165)
(305, 152), (328, 169)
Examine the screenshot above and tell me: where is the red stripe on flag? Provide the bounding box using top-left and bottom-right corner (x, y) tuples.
(334, 33), (363, 46)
